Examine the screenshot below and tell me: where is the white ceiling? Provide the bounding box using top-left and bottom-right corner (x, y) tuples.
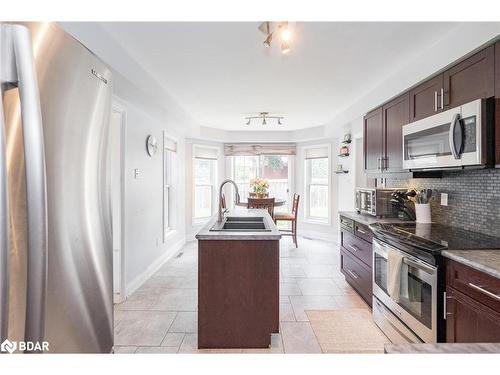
(95, 22), (461, 131)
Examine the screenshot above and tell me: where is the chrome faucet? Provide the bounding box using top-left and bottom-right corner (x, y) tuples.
(218, 179), (241, 223)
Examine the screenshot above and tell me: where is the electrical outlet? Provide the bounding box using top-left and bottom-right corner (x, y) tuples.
(134, 168), (140, 179)
(441, 193), (448, 206)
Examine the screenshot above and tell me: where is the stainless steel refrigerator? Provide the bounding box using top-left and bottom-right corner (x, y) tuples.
(0, 22), (113, 353)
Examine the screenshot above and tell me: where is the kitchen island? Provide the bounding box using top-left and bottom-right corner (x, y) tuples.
(195, 208), (282, 349)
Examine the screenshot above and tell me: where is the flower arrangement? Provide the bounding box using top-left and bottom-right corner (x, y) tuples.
(250, 178), (269, 197)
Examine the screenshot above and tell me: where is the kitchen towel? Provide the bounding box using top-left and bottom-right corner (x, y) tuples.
(387, 249), (403, 303)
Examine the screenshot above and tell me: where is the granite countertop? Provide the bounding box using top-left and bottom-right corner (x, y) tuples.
(385, 343), (500, 354)
(442, 249), (500, 279)
(195, 208), (282, 241)
(339, 211), (414, 226)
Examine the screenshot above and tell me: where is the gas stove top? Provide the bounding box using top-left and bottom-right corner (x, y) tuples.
(370, 222), (500, 265)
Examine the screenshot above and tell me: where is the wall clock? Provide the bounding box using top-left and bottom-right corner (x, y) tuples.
(146, 135), (158, 157)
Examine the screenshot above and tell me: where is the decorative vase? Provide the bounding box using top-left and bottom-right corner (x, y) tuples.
(415, 203), (432, 223)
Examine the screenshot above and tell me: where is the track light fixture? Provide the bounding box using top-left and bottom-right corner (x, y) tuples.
(258, 21), (293, 54)
(245, 112), (284, 126)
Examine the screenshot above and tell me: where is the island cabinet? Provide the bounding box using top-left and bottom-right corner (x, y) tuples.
(363, 93), (409, 174)
(445, 259), (500, 343)
(339, 215), (373, 307)
(198, 239), (279, 349)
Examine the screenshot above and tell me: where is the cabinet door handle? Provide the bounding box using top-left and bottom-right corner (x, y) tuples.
(468, 283), (500, 301)
(443, 292), (454, 320)
(434, 91), (438, 112)
(440, 88), (444, 110)
(377, 157), (381, 170)
(356, 227), (367, 235)
(347, 244), (360, 252)
(346, 269), (359, 279)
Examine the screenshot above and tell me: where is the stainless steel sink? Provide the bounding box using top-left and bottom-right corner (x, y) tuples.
(209, 216), (271, 232)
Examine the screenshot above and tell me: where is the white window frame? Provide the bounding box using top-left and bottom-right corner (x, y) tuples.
(163, 132), (178, 242)
(192, 144), (219, 224)
(303, 144), (331, 225)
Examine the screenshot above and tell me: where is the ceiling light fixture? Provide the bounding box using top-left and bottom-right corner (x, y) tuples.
(245, 112), (284, 126)
(258, 21), (294, 54)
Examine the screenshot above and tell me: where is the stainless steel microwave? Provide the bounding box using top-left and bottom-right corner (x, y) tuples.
(402, 98), (494, 171)
(355, 188), (400, 217)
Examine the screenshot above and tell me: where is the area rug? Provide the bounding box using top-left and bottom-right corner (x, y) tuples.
(306, 309), (390, 353)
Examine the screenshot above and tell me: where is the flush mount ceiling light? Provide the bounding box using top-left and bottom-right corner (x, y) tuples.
(245, 112), (284, 126)
(258, 21), (294, 54)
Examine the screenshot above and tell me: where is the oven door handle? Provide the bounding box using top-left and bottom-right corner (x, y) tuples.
(403, 257), (436, 275)
(373, 239), (436, 275)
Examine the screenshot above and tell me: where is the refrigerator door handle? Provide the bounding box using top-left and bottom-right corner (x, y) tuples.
(0, 86), (9, 344)
(9, 24), (48, 351)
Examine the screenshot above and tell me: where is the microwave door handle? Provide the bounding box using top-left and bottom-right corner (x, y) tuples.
(449, 113), (461, 160)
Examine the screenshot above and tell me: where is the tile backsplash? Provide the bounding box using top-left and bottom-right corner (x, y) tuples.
(386, 169), (500, 237)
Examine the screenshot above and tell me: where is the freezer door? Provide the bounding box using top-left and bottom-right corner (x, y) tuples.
(4, 22), (113, 353)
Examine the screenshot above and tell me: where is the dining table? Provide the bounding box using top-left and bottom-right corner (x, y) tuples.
(235, 198), (287, 207)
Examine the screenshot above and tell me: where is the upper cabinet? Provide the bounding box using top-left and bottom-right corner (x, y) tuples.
(364, 93), (409, 174)
(443, 45), (494, 109)
(364, 43), (498, 173)
(409, 46), (494, 122)
(409, 75), (444, 122)
(382, 93), (409, 173)
(363, 107), (383, 173)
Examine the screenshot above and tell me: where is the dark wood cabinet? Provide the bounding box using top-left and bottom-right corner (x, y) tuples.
(446, 287), (500, 343)
(495, 41), (500, 165)
(363, 107), (383, 173)
(363, 94), (409, 174)
(443, 45), (494, 110)
(409, 74), (443, 122)
(339, 215), (373, 307)
(445, 259), (500, 343)
(382, 93), (409, 172)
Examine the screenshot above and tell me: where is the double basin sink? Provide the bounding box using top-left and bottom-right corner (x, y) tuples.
(209, 216), (271, 232)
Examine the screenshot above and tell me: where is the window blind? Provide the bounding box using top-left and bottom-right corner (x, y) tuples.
(163, 133), (177, 152)
(193, 145), (219, 160)
(304, 146), (329, 159)
(224, 143), (296, 156)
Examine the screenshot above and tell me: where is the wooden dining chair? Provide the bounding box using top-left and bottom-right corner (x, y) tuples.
(274, 194), (300, 247)
(247, 197), (275, 219)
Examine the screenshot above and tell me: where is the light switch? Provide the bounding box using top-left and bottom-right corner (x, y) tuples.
(441, 193), (448, 206)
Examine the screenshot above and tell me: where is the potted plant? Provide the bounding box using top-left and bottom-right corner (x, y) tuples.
(250, 178), (269, 198)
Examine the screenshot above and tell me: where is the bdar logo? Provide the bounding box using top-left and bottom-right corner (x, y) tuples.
(1, 339), (17, 353)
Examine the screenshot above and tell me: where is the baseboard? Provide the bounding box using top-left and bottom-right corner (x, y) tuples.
(125, 236), (186, 297)
(299, 229), (338, 243)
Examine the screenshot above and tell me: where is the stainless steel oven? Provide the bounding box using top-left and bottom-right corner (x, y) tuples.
(403, 98), (494, 171)
(372, 238), (438, 343)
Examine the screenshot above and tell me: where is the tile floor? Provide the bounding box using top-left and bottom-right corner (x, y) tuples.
(114, 235), (373, 353)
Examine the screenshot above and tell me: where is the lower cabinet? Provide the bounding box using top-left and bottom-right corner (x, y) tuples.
(446, 287), (500, 343)
(445, 258), (500, 343)
(340, 248), (372, 306)
(340, 215), (373, 307)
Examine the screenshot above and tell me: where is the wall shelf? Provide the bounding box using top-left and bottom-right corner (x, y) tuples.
(338, 153), (350, 157)
(335, 170), (349, 174)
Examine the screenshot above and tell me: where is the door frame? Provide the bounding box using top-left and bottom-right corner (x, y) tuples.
(111, 97), (127, 304)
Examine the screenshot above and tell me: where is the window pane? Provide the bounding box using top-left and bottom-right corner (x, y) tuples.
(233, 155), (258, 199)
(195, 159), (213, 185)
(194, 185), (212, 218)
(309, 185), (328, 218)
(262, 155), (289, 201)
(310, 158), (328, 184)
